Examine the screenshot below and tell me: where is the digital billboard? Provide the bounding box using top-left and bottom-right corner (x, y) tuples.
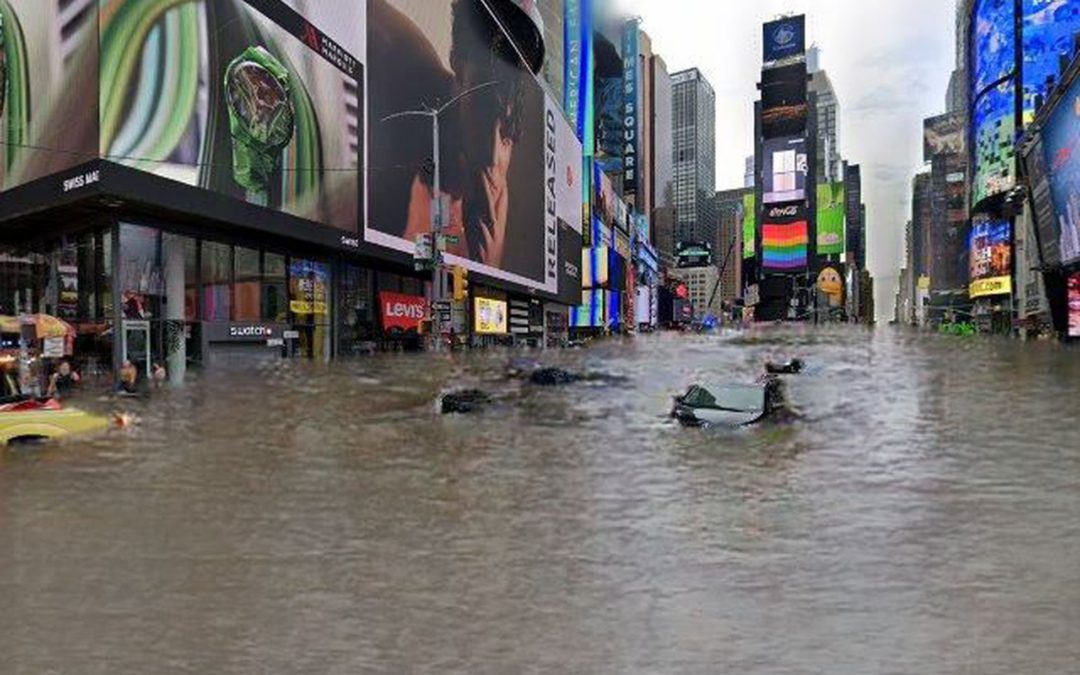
(1042, 72), (1080, 265)
(816, 182), (845, 256)
(676, 242), (712, 268)
(971, 0), (1017, 99)
(571, 289), (604, 328)
(969, 217), (1013, 298)
(762, 103), (808, 138)
(924, 112), (966, 161)
(816, 263), (845, 309)
(367, 0), (582, 298)
(972, 80), (1017, 206)
(763, 15), (805, 65)
(762, 137), (808, 204)
(762, 203), (808, 271)
(593, 31), (622, 172)
(742, 192), (756, 259)
(100, 0), (362, 230)
(474, 297), (508, 334)
(0, 1), (99, 192)
(761, 63), (807, 110)
(621, 19), (640, 199)
(1022, 0), (1080, 124)
(1069, 273), (1080, 338)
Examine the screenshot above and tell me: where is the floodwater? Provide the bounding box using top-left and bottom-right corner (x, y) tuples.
(2, 326), (1079, 674)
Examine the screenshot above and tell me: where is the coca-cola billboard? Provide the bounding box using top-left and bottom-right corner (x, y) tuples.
(379, 292), (427, 331)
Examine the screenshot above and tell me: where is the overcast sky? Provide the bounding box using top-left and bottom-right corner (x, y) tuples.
(614, 0), (958, 318)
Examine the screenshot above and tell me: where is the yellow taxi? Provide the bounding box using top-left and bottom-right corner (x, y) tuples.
(1, 367), (113, 446)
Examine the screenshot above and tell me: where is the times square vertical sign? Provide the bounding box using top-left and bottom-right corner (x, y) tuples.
(622, 19), (640, 201)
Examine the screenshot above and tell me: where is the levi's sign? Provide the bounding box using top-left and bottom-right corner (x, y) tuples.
(380, 291), (427, 331)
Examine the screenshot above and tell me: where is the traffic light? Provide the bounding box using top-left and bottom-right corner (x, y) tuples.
(452, 266), (469, 302)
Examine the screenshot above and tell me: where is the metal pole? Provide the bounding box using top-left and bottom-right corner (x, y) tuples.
(431, 112), (443, 352)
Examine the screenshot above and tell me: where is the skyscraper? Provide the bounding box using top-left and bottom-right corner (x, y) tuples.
(809, 69), (841, 183)
(650, 54), (676, 265)
(671, 68), (717, 247)
(715, 188), (749, 304)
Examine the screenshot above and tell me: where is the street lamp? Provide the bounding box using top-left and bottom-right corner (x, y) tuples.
(380, 80), (498, 349)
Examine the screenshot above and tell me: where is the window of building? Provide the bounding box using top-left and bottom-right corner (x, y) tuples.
(233, 247), (261, 321)
(201, 241), (231, 322)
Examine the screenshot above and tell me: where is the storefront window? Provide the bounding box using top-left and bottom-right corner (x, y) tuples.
(234, 247), (261, 321)
(338, 264), (374, 356)
(264, 253), (288, 323)
(76, 234), (97, 320)
(289, 258), (331, 361)
(201, 241), (231, 322)
(118, 224), (163, 320)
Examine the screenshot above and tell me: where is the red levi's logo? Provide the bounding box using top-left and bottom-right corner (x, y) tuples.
(380, 292), (427, 331)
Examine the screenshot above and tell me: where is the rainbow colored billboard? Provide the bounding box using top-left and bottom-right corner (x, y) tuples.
(762, 204), (808, 271)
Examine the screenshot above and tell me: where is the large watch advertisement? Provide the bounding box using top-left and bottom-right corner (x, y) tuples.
(0, 1), (99, 193)
(366, 0), (583, 299)
(100, 0), (363, 231)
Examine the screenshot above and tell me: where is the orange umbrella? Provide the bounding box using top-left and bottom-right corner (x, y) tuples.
(0, 315), (75, 339)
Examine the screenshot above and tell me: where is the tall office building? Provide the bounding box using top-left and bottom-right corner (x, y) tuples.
(809, 69), (841, 183)
(715, 188), (749, 304)
(650, 55), (676, 264)
(671, 68), (717, 247)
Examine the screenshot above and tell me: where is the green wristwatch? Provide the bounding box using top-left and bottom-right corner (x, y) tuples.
(224, 46), (295, 206)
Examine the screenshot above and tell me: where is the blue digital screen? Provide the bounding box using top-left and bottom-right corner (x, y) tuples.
(1042, 74), (1080, 264)
(1022, 0), (1080, 123)
(972, 80), (1017, 205)
(763, 15), (806, 64)
(972, 0), (1017, 99)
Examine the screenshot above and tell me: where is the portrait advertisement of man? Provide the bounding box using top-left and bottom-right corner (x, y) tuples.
(367, 0), (546, 286)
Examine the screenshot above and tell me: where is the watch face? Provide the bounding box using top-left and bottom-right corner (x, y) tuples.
(226, 60), (294, 147)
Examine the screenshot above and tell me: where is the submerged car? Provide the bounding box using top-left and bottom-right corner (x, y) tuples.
(1, 369), (113, 446)
(671, 378), (787, 428)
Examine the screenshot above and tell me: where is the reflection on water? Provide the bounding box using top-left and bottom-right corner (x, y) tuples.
(2, 327), (1079, 674)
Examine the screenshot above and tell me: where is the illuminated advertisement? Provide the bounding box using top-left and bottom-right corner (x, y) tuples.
(972, 80), (1017, 205)
(971, 0), (1016, 99)
(368, 0), (582, 298)
(676, 242), (712, 269)
(924, 112), (966, 161)
(762, 203), (808, 271)
(101, 0), (362, 230)
(581, 245), (609, 287)
(379, 291), (426, 331)
(761, 63), (808, 110)
(816, 263), (845, 308)
(593, 31), (622, 172)
(762, 15), (805, 65)
(1068, 273), (1080, 338)
(816, 182), (845, 256)
(1042, 72), (1080, 265)
(742, 192), (756, 259)
(1022, 0), (1080, 124)
(621, 19), (640, 199)
(571, 289), (603, 328)
(762, 137), (808, 204)
(474, 297), (508, 334)
(288, 259), (330, 316)
(969, 217), (1013, 298)
(0, 1), (99, 192)
(762, 103), (808, 138)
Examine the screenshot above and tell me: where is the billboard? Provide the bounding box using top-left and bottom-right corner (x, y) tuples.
(0, 1), (99, 192)
(763, 15), (806, 65)
(367, 0), (582, 298)
(761, 63), (807, 110)
(1069, 272), (1080, 338)
(762, 203), (808, 271)
(972, 80), (1016, 206)
(474, 297), (508, 334)
(379, 291), (426, 331)
(1022, 0), (1080, 124)
(762, 103), (808, 138)
(762, 137), (808, 204)
(969, 217), (1013, 298)
(1042, 73), (1080, 265)
(593, 31), (622, 172)
(101, 0), (362, 230)
(742, 192), (756, 259)
(971, 0), (1016, 99)
(924, 112), (966, 161)
(676, 242), (712, 268)
(816, 263), (845, 309)
(816, 182), (845, 255)
(621, 20), (640, 199)
(571, 289), (603, 328)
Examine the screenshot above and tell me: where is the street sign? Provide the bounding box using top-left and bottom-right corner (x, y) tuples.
(430, 195), (450, 232)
